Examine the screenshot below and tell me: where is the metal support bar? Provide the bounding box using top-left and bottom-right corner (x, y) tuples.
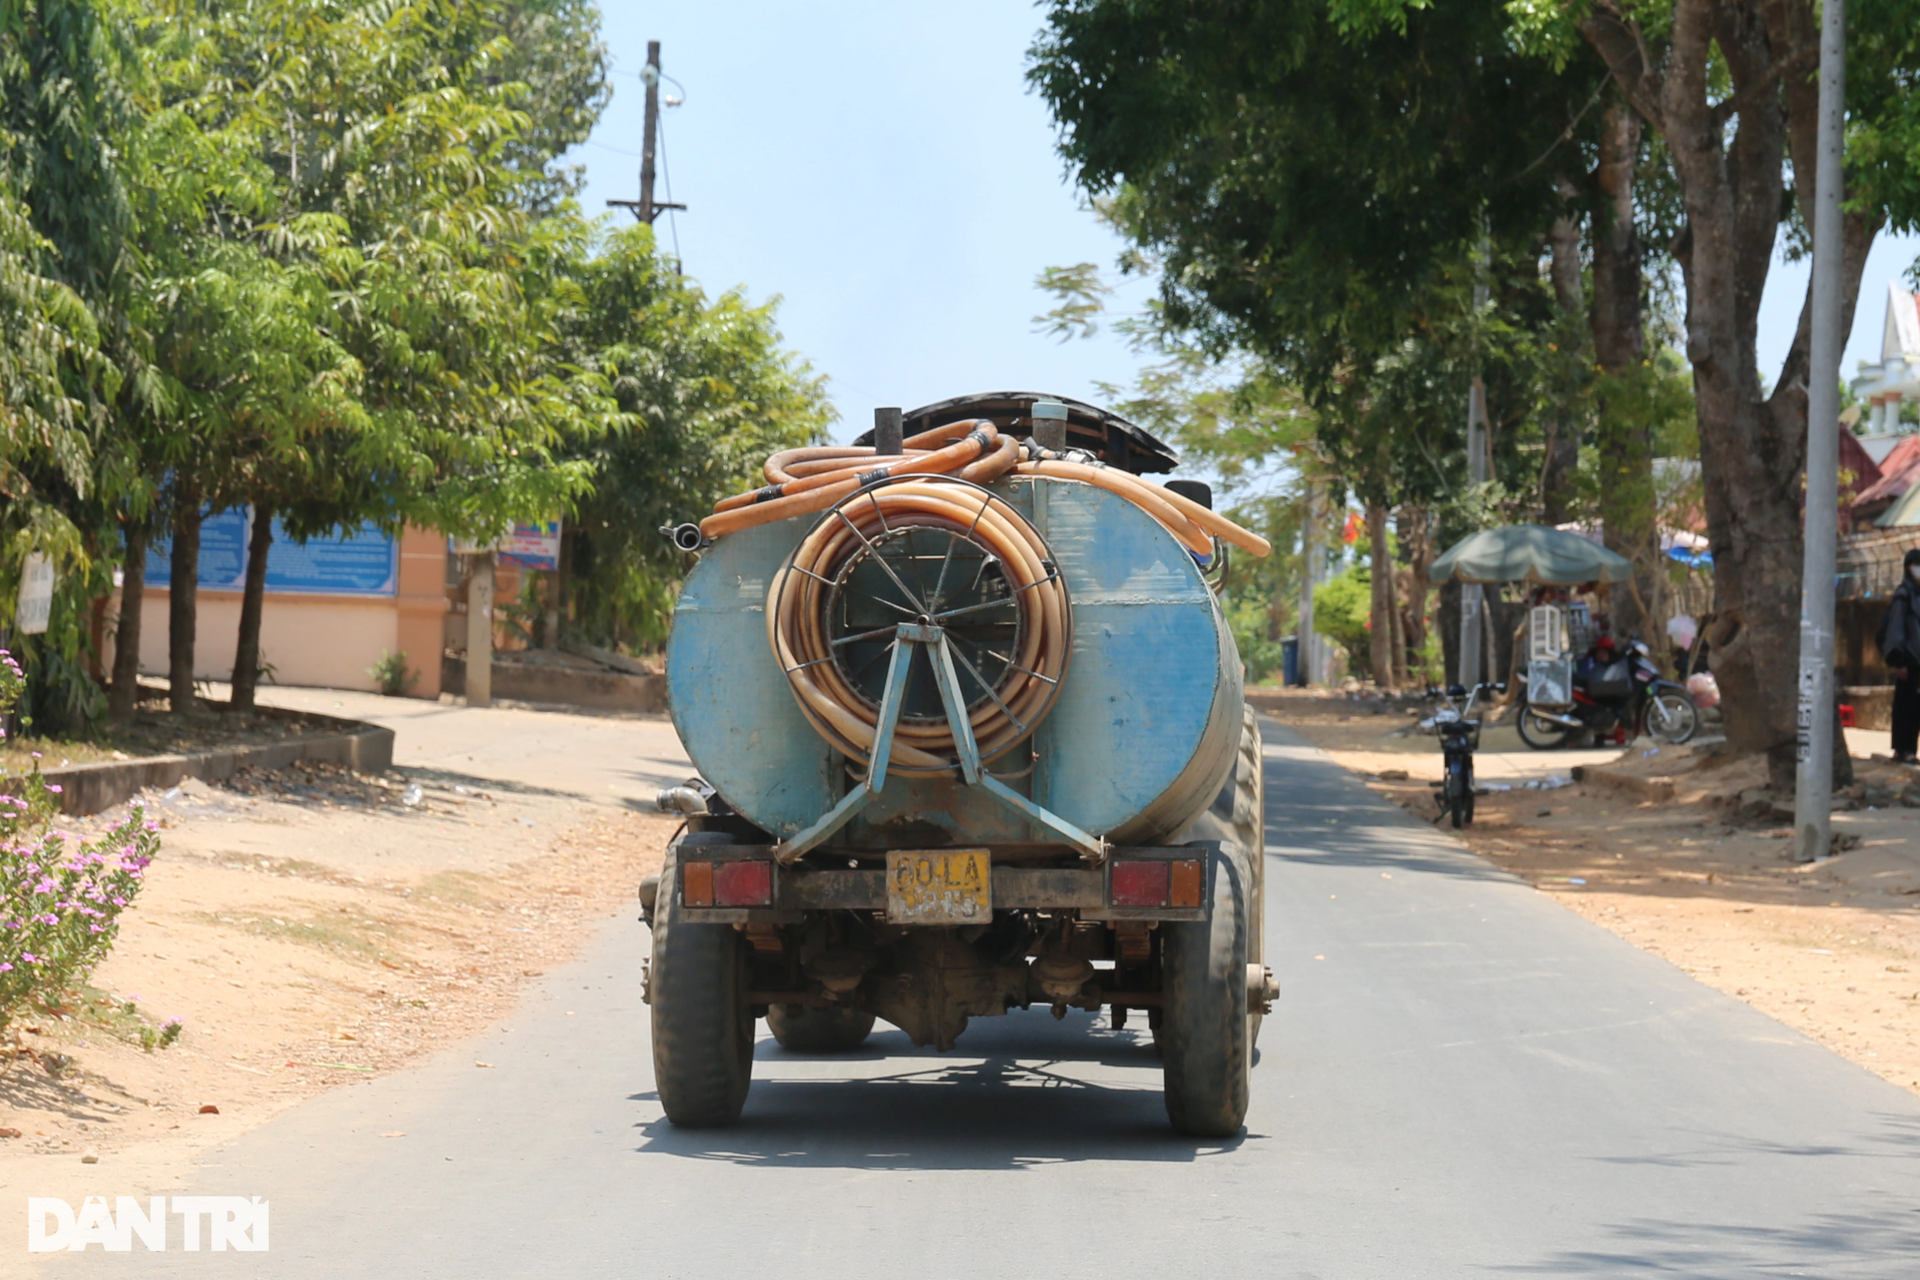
(773, 623), (1107, 864)
(926, 632), (983, 785)
(978, 774), (1105, 861)
(773, 630), (914, 863)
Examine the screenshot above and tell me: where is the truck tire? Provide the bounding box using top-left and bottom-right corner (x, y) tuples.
(650, 840), (755, 1127)
(1172, 704), (1269, 1048)
(768, 1003), (876, 1053)
(1159, 844), (1251, 1138)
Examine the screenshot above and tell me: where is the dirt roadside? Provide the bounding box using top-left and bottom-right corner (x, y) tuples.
(0, 694), (682, 1208)
(1257, 688), (1920, 1100)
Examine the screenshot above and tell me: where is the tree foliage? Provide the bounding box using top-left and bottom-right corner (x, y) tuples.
(0, 0), (829, 731)
(561, 225), (833, 648)
(1030, 0), (1601, 394)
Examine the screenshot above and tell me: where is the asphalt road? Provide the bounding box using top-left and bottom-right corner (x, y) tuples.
(45, 719), (1920, 1277)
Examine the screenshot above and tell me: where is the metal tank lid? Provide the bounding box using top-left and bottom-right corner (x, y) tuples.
(847, 391), (1180, 475)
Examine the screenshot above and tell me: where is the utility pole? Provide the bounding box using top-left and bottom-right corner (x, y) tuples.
(1300, 479), (1324, 686)
(1794, 0), (1847, 863)
(466, 551), (494, 709)
(608, 41), (687, 225)
(1458, 250), (1491, 688)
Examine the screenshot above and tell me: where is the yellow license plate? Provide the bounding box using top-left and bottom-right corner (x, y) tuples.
(886, 848), (991, 925)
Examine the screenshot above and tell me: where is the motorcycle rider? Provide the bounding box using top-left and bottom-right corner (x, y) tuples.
(1885, 547), (1920, 765)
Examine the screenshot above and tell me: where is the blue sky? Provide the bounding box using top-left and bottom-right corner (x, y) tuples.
(568, 1), (1155, 443)
(567, 2), (1919, 444)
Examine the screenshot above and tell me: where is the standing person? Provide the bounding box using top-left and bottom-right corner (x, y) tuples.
(1882, 548), (1920, 764)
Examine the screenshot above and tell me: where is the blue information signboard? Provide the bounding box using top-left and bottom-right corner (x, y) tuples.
(146, 509), (397, 597)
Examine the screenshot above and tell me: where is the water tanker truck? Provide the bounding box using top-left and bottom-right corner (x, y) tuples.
(645, 392), (1275, 1136)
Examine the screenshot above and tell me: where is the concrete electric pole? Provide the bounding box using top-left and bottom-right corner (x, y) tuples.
(1794, 0), (1847, 863)
(466, 551), (494, 709)
(1300, 479), (1324, 686)
(608, 41), (687, 226)
(1458, 255), (1491, 688)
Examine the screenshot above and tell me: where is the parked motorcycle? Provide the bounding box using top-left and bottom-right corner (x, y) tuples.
(1420, 682), (1501, 828)
(1516, 636), (1698, 750)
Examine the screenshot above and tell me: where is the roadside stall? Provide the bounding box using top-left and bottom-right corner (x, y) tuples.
(1428, 525), (1693, 748)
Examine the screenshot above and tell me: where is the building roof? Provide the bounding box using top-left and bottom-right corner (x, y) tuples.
(1840, 428), (1884, 503)
(1877, 479), (1920, 528)
(1853, 433), (1920, 510)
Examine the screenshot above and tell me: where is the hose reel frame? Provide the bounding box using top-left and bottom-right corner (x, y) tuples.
(767, 473), (1073, 780)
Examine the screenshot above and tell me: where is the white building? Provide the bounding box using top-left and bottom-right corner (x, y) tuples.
(1852, 280), (1920, 439)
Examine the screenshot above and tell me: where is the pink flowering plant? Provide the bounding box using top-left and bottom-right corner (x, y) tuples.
(0, 648), (21, 733)
(0, 659), (160, 1034)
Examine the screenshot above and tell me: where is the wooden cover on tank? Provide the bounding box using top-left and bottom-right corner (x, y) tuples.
(665, 477), (1242, 847)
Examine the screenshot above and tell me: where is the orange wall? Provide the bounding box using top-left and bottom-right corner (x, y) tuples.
(117, 525), (448, 698)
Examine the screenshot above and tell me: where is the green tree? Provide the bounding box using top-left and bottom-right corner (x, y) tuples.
(0, 0), (133, 732)
(1345, 0), (1920, 784)
(1029, 0), (1648, 688)
(557, 223), (834, 648)
(1030, 0), (1594, 395)
(121, 0), (610, 712)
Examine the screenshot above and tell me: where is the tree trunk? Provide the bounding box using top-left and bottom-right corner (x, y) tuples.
(1398, 505), (1432, 687)
(168, 496), (201, 718)
(1389, 563), (1410, 688)
(1541, 201), (1585, 524)
(1580, 0), (1872, 790)
(1589, 103), (1657, 642)
(108, 521), (147, 724)
(231, 504), (274, 712)
(1366, 503), (1397, 690)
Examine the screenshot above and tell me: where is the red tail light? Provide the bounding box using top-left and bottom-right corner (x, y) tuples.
(712, 860), (773, 907)
(1111, 858), (1204, 909)
(1111, 860), (1170, 907)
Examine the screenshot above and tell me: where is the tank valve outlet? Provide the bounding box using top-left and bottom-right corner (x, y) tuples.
(661, 522), (707, 552)
(656, 786), (710, 815)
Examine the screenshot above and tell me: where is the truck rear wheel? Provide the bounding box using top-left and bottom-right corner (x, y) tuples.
(650, 845), (755, 1127)
(768, 1003), (876, 1053)
(1159, 845), (1252, 1138)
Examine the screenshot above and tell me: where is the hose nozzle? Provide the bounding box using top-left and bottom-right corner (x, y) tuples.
(662, 523), (707, 552)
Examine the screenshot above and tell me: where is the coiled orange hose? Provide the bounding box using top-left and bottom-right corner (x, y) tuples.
(703, 432), (1271, 560)
(701, 421), (1017, 540)
(1013, 458), (1273, 558)
(766, 479), (1069, 773)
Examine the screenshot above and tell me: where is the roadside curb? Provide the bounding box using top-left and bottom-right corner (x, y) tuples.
(2, 712), (395, 817)
(1570, 764), (1676, 803)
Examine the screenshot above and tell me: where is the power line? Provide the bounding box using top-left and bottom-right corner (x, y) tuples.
(586, 139), (646, 160)
(656, 110), (683, 272)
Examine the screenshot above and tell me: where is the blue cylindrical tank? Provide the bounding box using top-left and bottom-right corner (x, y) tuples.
(666, 475), (1242, 848)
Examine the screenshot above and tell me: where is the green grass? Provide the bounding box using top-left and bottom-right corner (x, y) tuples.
(414, 870), (497, 905)
(69, 984), (183, 1052)
(196, 910), (395, 959)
